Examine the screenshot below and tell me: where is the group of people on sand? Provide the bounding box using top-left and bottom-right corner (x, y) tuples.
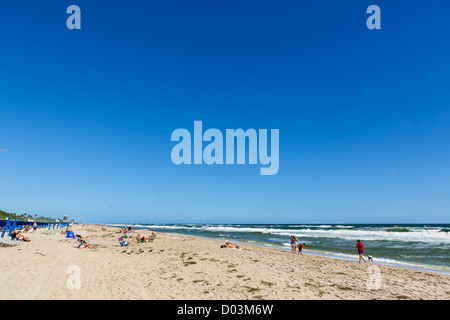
(59, 225), (96, 249)
(120, 226), (134, 235)
(5, 222), (100, 250)
(26, 222), (39, 234)
(136, 232), (156, 243)
(6, 221), (41, 242)
(117, 227), (135, 246)
(290, 236), (374, 263)
(118, 226), (157, 247)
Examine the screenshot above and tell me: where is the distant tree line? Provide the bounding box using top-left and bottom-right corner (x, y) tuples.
(0, 209), (61, 222)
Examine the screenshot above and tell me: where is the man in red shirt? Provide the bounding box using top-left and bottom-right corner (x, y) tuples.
(356, 240), (366, 263)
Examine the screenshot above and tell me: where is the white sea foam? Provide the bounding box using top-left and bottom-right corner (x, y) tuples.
(285, 228), (450, 244)
(194, 225), (450, 244)
(107, 223), (449, 273)
(119, 223), (450, 244)
(305, 250), (450, 274)
(144, 225), (200, 230)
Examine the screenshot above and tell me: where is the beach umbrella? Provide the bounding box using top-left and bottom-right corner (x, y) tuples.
(8, 218), (17, 236)
(1, 217), (11, 238)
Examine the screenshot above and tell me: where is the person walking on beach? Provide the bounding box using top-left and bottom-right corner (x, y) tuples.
(356, 240), (366, 263)
(33, 221), (37, 233)
(291, 235), (298, 254)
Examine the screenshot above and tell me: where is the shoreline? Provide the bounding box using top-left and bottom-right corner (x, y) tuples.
(111, 224), (450, 277)
(152, 232), (450, 276)
(1, 224), (449, 300)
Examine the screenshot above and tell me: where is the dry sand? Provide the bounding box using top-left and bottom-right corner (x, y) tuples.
(1, 224), (449, 300)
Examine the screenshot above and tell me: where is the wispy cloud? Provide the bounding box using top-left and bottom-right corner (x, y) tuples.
(0, 148), (8, 153)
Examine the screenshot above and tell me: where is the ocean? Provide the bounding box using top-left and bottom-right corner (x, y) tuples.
(106, 223), (450, 274)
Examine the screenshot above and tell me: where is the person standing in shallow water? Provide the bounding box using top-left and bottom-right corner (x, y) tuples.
(356, 239), (366, 263)
(290, 235), (298, 254)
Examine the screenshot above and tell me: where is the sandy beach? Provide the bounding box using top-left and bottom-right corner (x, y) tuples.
(0, 224), (449, 300)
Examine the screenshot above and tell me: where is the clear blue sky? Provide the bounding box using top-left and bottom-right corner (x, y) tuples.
(1, 1), (449, 224)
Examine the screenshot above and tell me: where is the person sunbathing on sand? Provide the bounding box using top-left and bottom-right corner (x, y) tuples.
(11, 229), (30, 242)
(76, 235), (95, 249)
(221, 241), (252, 251)
(119, 237), (133, 247)
(136, 234), (150, 243)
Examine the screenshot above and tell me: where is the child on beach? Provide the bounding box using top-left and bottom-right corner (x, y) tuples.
(298, 243), (305, 255)
(368, 254), (373, 262)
